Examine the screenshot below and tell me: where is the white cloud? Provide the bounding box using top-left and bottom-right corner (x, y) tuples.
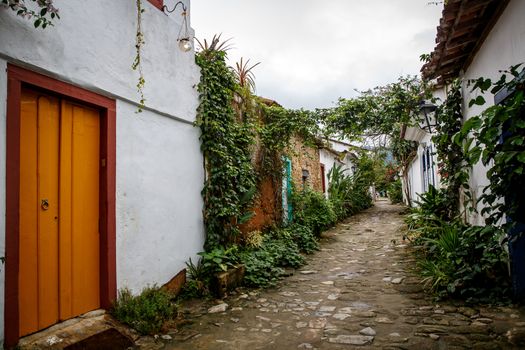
(190, 0), (442, 109)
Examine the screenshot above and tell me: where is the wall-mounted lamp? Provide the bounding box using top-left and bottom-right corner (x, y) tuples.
(418, 100), (437, 133)
(163, 1), (192, 52)
(302, 169), (310, 183)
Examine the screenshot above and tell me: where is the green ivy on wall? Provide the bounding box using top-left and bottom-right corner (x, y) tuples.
(455, 64), (525, 228)
(432, 79), (470, 219)
(195, 48), (257, 250)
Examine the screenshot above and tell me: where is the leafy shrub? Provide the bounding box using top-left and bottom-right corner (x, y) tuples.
(239, 227), (309, 287)
(264, 235), (305, 268)
(240, 248), (284, 287)
(112, 286), (175, 335)
(414, 185), (454, 222)
(198, 246), (240, 274)
(292, 188), (336, 236)
(417, 222), (509, 302)
(387, 179), (403, 204)
(284, 223), (319, 254)
(179, 258), (208, 299)
(407, 201), (510, 302)
(327, 165), (373, 220)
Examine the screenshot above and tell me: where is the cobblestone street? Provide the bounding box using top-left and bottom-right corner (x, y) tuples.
(153, 201), (525, 350)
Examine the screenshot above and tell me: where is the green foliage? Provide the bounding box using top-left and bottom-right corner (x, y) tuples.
(432, 79), (470, 217)
(406, 190), (510, 302)
(198, 246), (240, 274)
(239, 248), (284, 288)
(414, 185), (453, 222)
(2, 0), (60, 29)
(292, 187), (336, 236)
(283, 224), (319, 254)
(259, 106), (320, 176)
(111, 287), (175, 335)
(179, 258), (208, 299)
(456, 64), (525, 228)
(323, 76), (427, 140)
(195, 45), (257, 250)
(240, 227), (310, 287)
(416, 222), (510, 302)
(327, 164), (373, 220)
(388, 179), (403, 204)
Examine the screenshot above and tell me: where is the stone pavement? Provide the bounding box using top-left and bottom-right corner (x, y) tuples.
(150, 200), (525, 349)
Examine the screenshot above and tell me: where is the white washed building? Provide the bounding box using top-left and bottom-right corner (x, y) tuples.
(0, 0), (204, 346)
(319, 139), (356, 197)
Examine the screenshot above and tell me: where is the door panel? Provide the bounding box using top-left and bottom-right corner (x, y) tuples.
(70, 104), (100, 315)
(19, 91), (60, 335)
(19, 89), (100, 336)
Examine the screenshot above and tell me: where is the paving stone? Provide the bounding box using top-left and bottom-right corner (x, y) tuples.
(354, 310), (376, 318)
(376, 317), (394, 324)
(319, 306), (336, 312)
(328, 334), (374, 345)
(391, 277), (404, 284)
(308, 318), (327, 329)
(359, 327), (376, 336)
(208, 303), (228, 313)
(332, 313), (351, 320)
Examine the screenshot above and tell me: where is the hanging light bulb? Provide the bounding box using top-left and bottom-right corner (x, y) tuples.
(163, 1), (193, 53)
(178, 38), (192, 52)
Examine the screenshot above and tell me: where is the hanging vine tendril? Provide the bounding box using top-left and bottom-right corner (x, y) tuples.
(132, 0), (146, 112)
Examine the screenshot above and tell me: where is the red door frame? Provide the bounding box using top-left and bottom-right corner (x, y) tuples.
(4, 64), (117, 348)
(320, 164), (326, 193)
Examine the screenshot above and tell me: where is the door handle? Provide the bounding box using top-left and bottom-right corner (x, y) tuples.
(41, 199), (49, 210)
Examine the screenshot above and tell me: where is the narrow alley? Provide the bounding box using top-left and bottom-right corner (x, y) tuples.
(161, 201), (525, 350)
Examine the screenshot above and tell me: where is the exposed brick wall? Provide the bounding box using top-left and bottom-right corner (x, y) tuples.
(240, 136), (323, 234)
(288, 136), (323, 193)
(240, 177), (281, 233)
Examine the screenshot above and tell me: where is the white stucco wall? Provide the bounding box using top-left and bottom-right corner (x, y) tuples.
(319, 149), (342, 196)
(319, 140), (354, 197)
(403, 133), (439, 206)
(0, 0), (200, 122)
(460, 0), (525, 225)
(116, 101), (204, 294)
(0, 0), (204, 343)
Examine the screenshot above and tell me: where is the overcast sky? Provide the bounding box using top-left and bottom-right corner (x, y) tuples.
(190, 1), (443, 110)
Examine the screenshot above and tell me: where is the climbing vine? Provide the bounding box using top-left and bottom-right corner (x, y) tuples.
(195, 47), (257, 250)
(456, 64), (525, 228)
(432, 79), (470, 218)
(132, 0), (146, 112)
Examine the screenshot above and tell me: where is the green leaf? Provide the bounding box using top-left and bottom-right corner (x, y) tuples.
(461, 117), (482, 133)
(468, 95), (486, 107)
(34, 19), (42, 28)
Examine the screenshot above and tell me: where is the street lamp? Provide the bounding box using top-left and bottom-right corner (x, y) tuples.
(163, 1), (192, 52)
(419, 100), (437, 132)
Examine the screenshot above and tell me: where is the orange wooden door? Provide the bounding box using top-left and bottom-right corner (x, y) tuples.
(19, 89), (100, 336)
